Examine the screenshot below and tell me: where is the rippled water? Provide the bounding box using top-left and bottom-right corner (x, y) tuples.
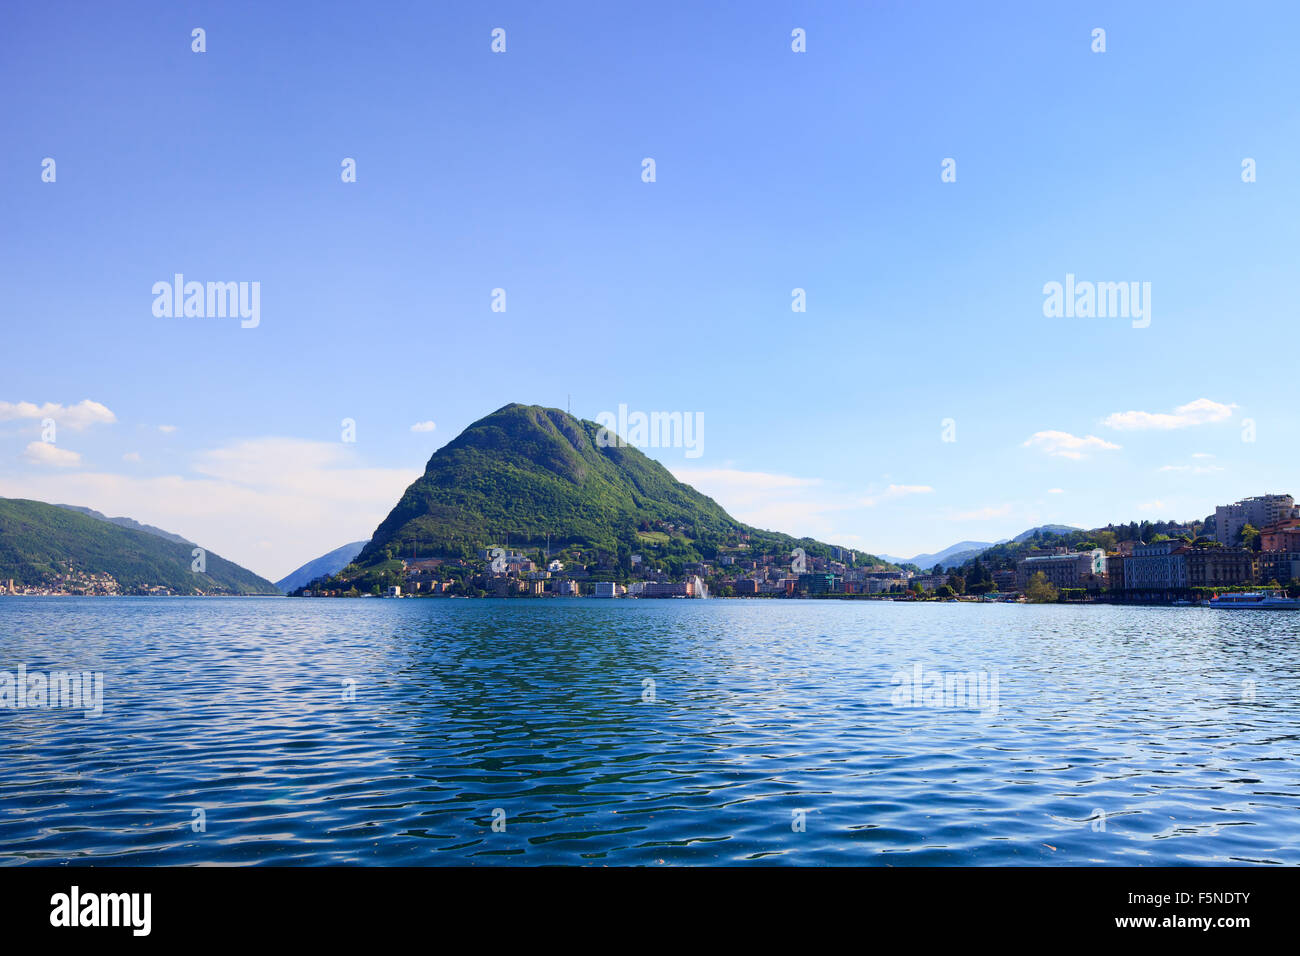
(1, 597), (1298, 865)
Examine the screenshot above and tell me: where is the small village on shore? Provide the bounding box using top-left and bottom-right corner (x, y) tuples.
(293, 493), (1300, 607)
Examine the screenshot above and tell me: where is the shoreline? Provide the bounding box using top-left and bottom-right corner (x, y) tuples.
(1, 592), (1280, 609)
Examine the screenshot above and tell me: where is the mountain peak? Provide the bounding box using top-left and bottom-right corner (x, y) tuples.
(441, 404), (595, 485)
(340, 402), (896, 577)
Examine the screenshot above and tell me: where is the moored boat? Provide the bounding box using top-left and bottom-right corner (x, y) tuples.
(1209, 590), (1300, 609)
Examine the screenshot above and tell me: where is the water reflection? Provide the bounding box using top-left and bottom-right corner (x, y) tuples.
(0, 598), (1297, 865)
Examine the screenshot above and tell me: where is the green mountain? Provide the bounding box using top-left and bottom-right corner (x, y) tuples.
(0, 498), (278, 595)
(338, 403), (893, 585)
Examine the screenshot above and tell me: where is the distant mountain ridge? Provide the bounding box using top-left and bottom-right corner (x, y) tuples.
(55, 503), (193, 545)
(884, 525), (1085, 569)
(881, 540), (995, 569)
(0, 497), (277, 595)
(1011, 524), (1081, 543)
(275, 541), (368, 594)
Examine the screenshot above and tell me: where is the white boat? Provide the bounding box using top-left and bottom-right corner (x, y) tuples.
(1209, 591), (1300, 609)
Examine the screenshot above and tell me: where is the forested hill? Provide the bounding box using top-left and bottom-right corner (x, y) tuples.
(345, 403), (894, 576)
(0, 497), (278, 595)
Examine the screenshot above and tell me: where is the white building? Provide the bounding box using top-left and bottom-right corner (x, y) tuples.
(593, 581), (619, 598)
(1215, 494), (1297, 544)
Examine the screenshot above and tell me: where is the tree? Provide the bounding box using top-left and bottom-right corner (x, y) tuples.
(1239, 524), (1263, 552)
(934, 585), (956, 599)
(1024, 571), (1059, 603)
(966, 559), (994, 594)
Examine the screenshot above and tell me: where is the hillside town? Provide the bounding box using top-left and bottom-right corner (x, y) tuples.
(3, 565), (218, 597)
(1009, 493), (1300, 602)
(299, 493), (1300, 603)
(3, 572), (202, 597)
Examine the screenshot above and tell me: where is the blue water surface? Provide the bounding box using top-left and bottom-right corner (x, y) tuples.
(1, 597), (1297, 865)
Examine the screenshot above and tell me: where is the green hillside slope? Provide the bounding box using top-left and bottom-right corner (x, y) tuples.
(344, 403), (892, 577)
(0, 498), (278, 595)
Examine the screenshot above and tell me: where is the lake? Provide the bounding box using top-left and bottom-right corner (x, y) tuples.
(1, 597), (1297, 865)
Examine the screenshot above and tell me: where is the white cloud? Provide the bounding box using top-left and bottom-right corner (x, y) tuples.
(157, 425), (177, 434)
(0, 400), (116, 430)
(0, 437), (420, 581)
(123, 452), (141, 462)
(1159, 464), (1223, 474)
(1192, 452), (1215, 459)
(1047, 488), (1065, 494)
(672, 468), (821, 492)
(671, 467), (846, 540)
(410, 421), (437, 433)
(860, 484), (934, 507)
(1022, 430), (1121, 460)
(1138, 500), (1167, 512)
(1102, 398), (1236, 431)
(192, 438), (353, 488)
(21, 441), (81, 467)
(671, 468), (936, 545)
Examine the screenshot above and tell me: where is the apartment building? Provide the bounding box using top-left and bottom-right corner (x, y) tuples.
(1122, 540), (1188, 590)
(1257, 551), (1300, 586)
(1105, 553), (1126, 590)
(1261, 518), (1300, 551)
(797, 573), (838, 594)
(1016, 550), (1107, 590)
(912, 573), (948, 591)
(641, 581), (696, 598)
(1215, 494), (1297, 544)
(1181, 546), (1254, 589)
(991, 569), (1017, 592)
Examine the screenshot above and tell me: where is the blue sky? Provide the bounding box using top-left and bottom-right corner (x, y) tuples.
(3, 1), (1299, 579)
